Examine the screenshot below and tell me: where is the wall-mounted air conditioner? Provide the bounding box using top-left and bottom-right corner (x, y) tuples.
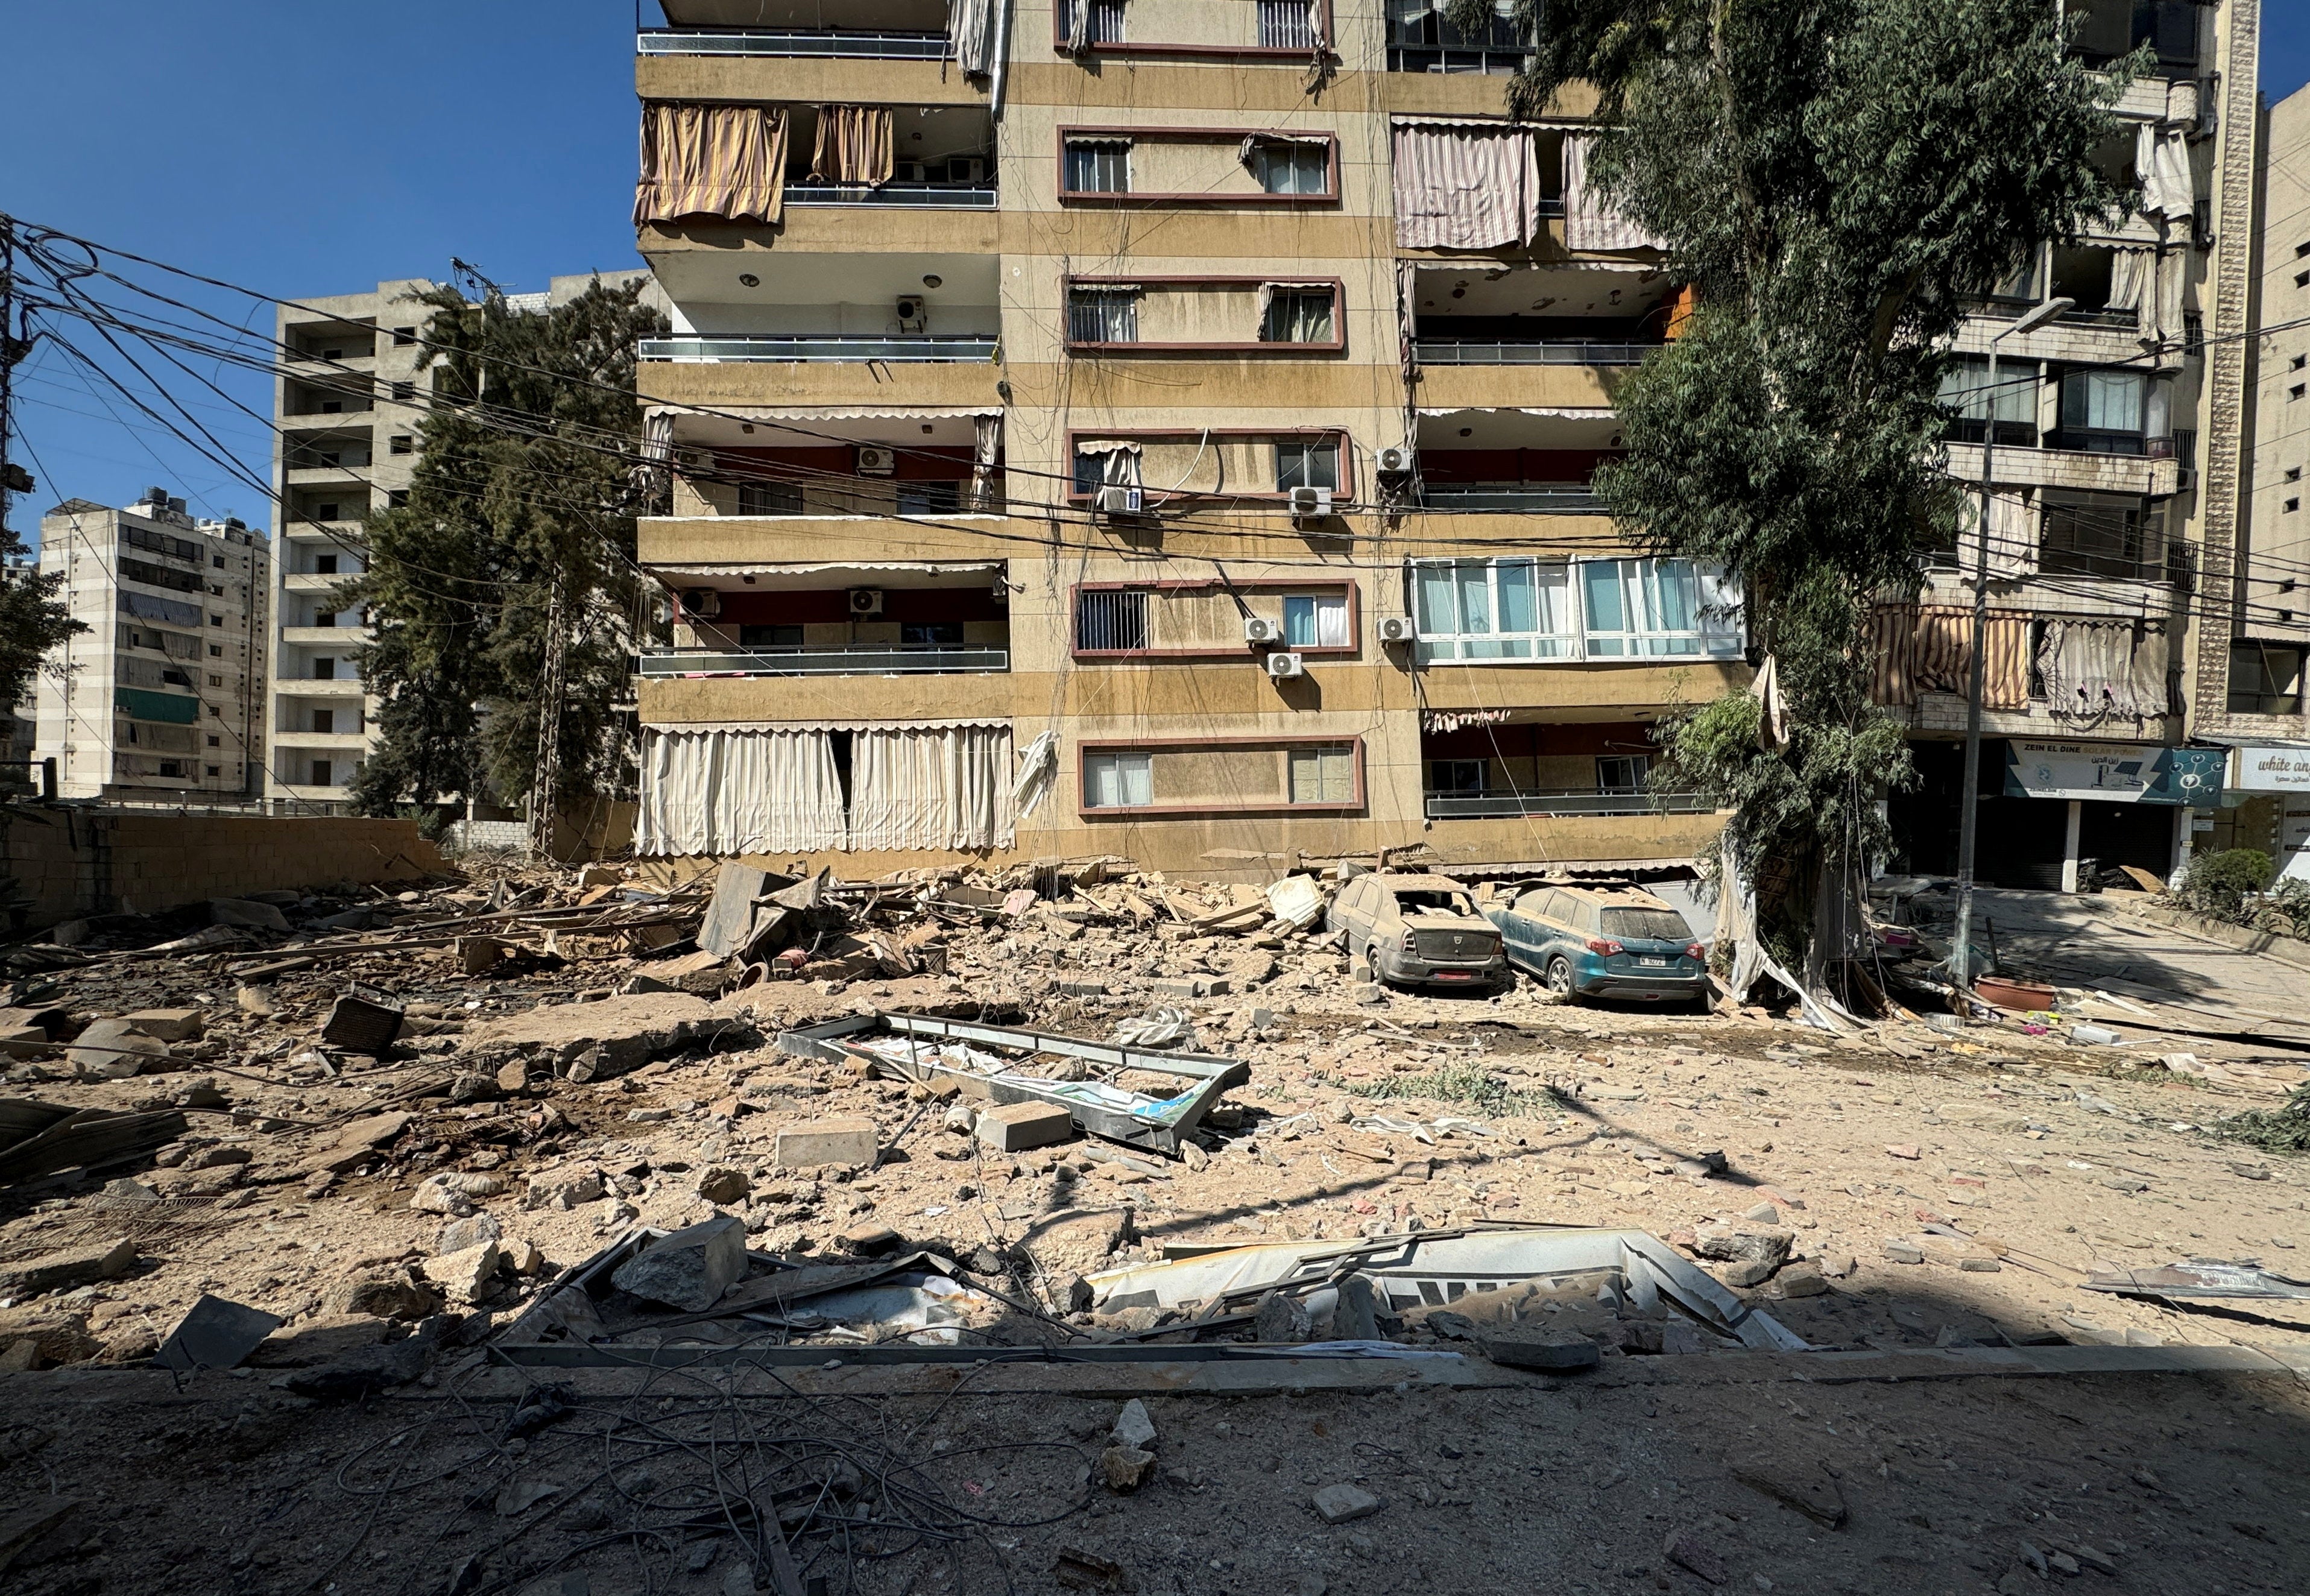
(1266, 652), (1305, 680)
(1375, 446), (1415, 476)
(848, 588), (885, 617)
(680, 588), (721, 619)
(1096, 485), (1144, 516)
(1377, 616), (1415, 644)
(1243, 616), (1282, 645)
(856, 446), (897, 475)
(1288, 485), (1333, 520)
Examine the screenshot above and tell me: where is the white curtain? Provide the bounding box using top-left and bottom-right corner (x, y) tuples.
(1959, 490), (2038, 581)
(947, 0), (1000, 78)
(1564, 133), (1665, 251)
(1078, 439), (1143, 490)
(2039, 621), (2165, 724)
(2137, 125), (2195, 221)
(2151, 247), (2188, 345)
(849, 725), (1014, 851)
(1258, 281), (1334, 341)
(1067, 286), (1141, 343)
(1392, 122), (1539, 249)
(970, 414), (1002, 509)
(2106, 248), (2151, 317)
(636, 727), (847, 856)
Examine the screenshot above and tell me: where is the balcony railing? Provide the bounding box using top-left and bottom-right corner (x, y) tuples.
(637, 646), (1009, 678)
(1420, 485), (1609, 514)
(1424, 790), (1714, 820)
(639, 335), (997, 363)
(1386, 46), (1534, 75)
(638, 28), (950, 58)
(1415, 339), (1658, 366)
(784, 181), (998, 209)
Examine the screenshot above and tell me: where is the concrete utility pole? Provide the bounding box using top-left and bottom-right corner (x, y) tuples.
(528, 582), (566, 861)
(1951, 294), (2072, 1001)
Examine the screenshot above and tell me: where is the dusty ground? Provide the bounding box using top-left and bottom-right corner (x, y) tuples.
(5, 871), (2310, 1593)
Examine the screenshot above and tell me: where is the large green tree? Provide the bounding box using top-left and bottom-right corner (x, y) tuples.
(345, 277), (666, 821)
(1453, 0), (2135, 967)
(0, 513), (83, 734)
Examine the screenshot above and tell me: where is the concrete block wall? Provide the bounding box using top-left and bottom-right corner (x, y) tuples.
(0, 809), (446, 930)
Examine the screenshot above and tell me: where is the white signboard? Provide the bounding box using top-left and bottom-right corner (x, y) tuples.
(2228, 746), (2310, 793)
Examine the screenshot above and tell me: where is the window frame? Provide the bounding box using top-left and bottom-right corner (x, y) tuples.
(1056, 125), (1342, 206)
(1062, 139), (1131, 195)
(1071, 578), (1360, 659)
(1410, 555), (1744, 664)
(1063, 427), (1357, 506)
(1053, 0), (1335, 58)
(1076, 734), (1367, 817)
(1061, 276), (1345, 355)
(1275, 440), (1341, 492)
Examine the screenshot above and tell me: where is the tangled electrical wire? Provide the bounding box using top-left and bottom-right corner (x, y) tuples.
(309, 1349), (1099, 1596)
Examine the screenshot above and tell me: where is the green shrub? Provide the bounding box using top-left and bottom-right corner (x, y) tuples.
(2176, 848), (2275, 924)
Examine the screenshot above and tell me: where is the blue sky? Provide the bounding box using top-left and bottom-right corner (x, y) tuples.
(3, 2), (2308, 543)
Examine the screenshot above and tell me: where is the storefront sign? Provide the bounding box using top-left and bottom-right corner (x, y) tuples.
(2002, 741), (2226, 808)
(2226, 745), (2310, 793)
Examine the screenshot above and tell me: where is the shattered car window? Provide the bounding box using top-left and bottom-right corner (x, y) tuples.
(1598, 908), (1694, 942)
(1392, 889), (1478, 915)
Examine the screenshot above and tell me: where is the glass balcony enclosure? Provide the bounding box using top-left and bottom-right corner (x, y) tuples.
(642, 0), (952, 58)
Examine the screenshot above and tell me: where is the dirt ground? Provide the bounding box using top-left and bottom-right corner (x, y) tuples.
(6, 868), (2310, 1594)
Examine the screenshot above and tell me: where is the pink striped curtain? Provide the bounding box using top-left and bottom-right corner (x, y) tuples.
(1392, 122), (1539, 250)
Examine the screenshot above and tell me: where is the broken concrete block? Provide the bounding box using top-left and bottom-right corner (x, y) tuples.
(774, 1117), (877, 1170)
(841, 1224), (903, 1255)
(1311, 1483), (1383, 1525)
(1099, 1446), (1156, 1492)
(322, 992), (405, 1053)
(611, 1213), (746, 1311)
(325, 1275), (443, 1320)
(1328, 1273), (1396, 1341)
(236, 986), (277, 1016)
(525, 1170), (604, 1211)
(151, 1294), (286, 1375)
(0, 1024), (47, 1060)
(494, 1059), (532, 1095)
(975, 1100), (1075, 1153)
(68, 1017), (170, 1079)
(696, 1166), (752, 1205)
(210, 898), (291, 931)
(503, 1238), (547, 1276)
(123, 1008), (204, 1042)
(1109, 1398), (1158, 1452)
(1776, 1264), (1829, 1298)
(1021, 1209), (1133, 1277)
(1881, 1238), (1926, 1264)
(1254, 1290), (1313, 1343)
(1661, 1528), (1726, 1586)
(0, 1238), (138, 1296)
(421, 1242), (503, 1306)
(1479, 1329), (1603, 1372)
(410, 1175), (476, 1217)
(438, 1213), (504, 1255)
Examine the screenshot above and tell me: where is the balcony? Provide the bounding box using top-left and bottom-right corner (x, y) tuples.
(640, 27), (946, 58)
(1421, 485), (1608, 514)
(637, 645), (1007, 678)
(639, 335), (997, 363)
(1425, 790), (1714, 821)
(784, 180), (996, 210)
(1416, 340), (1657, 367)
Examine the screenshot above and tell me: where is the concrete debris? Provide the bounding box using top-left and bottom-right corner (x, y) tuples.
(610, 1213), (746, 1311)
(1311, 1483), (1383, 1524)
(67, 1017), (171, 1079)
(1099, 1445), (1157, 1492)
(1109, 1399), (1158, 1451)
(0, 1238), (138, 1297)
(421, 1242), (505, 1305)
(151, 1293), (285, 1375)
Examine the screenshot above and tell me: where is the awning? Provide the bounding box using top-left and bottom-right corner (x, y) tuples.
(643, 719), (1011, 733)
(646, 404), (1003, 422)
(1417, 406), (1619, 418)
(654, 560), (1003, 591)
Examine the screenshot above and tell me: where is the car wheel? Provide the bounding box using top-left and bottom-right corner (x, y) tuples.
(1544, 956), (1575, 997)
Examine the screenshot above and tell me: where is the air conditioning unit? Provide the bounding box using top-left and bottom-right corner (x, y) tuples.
(680, 587), (721, 619)
(947, 156), (987, 184)
(1376, 446), (1415, 476)
(895, 295), (926, 324)
(1243, 616), (1282, 645)
(848, 588), (885, 617)
(1266, 652), (1306, 680)
(856, 446), (897, 475)
(676, 449), (711, 470)
(1288, 485), (1333, 520)
(1095, 485), (1144, 516)
(1377, 616), (1416, 644)
(895, 160), (932, 185)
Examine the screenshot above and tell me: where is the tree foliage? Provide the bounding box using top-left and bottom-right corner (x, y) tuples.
(1450, 0), (2135, 957)
(344, 278), (666, 819)
(0, 516), (83, 728)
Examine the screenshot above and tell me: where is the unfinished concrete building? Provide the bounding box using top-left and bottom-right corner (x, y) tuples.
(628, 0), (1743, 880)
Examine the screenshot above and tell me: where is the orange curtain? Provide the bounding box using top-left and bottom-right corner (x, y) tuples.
(1873, 604), (2028, 711)
(1662, 283), (1699, 340)
(810, 106), (895, 188)
(634, 103), (787, 224)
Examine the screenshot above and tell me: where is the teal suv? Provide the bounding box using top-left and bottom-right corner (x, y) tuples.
(1483, 883), (1710, 1006)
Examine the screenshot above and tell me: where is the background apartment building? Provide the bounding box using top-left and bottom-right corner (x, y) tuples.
(1878, 0), (2258, 891)
(627, 0), (1744, 878)
(31, 488), (269, 802)
(266, 273), (660, 813)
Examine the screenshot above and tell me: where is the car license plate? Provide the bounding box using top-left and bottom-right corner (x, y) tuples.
(1434, 971), (1472, 981)
(1639, 956), (1668, 967)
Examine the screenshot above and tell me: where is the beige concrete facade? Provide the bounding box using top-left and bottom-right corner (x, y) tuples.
(31, 493), (269, 803)
(625, 4), (1901, 876)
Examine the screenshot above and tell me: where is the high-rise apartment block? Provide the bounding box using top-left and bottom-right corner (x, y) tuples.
(31, 489), (270, 801)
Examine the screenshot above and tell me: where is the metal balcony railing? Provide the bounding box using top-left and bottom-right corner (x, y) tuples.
(1419, 485), (1609, 513)
(1424, 790), (1714, 820)
(637, 646), (1009, 678)
(784, 182), (999, 209)
(639, 335), (997, 363)
(1415, 339), (1658, 365)
(638, 28), (950, 58)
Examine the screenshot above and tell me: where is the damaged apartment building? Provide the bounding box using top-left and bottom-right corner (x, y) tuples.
(628, 0), (1741, 880)
(623, 0), (2260, 887)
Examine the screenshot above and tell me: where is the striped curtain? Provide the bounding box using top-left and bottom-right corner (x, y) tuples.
(635, 727), (847, 856)
(1564, 133), (1665, 252)
(1392, 122), (1539, 250)
(634, 104), (788, 224)
(811, 106), (895, 188)
(848, 725), (1015, 851)
(1869, 604), (2029, 711)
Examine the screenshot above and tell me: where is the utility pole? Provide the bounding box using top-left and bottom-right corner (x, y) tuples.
(1950, 293), (2072, 1003)
(528, 582), (566, 861)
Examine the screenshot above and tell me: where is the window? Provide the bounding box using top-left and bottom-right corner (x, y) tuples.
(207, 736), (221, 748)
(1062, 0), (1126, 43)
(390, 380), (414, 402)
(1283, 593), (1349, 648)
(2290, 468), (2305, 482)
(1084, 751), (1153, 809)
(210, 613), (224, 627)
(1247, 139), (1328, 195)
(2040, 493), (2162, 578)
(311, 760), (333, 786)
(1937, 355), (2037, 443)
(2289, 499), (2303, 514)
(895, 481), (964, 515)
(737, 481), (804, 516)
(212, 555), (225, 569)
(206, 765), (221, 777)
(738, 624), (805, 649)
(206, 704), (221, 718)
(1431, 759), (1486, 795)
(315, 554), (339, 575)
(2058, 368), (2149, 452)
(318, 399), (343, 414)
(387, 491), (409, 508)
(1067, 286), (1140, 343)
(1260, 288), (1334, 344)
(207, 674), (222, 687)
(1597, 755), (1649, 794)
(312, 709), (335, 734)
(1257, 0), (1318, 48)
(2294, 355), (2308, 371)
(1076, 588), (1151, 651)
(901, 621), (965, 649)
(1584, 559), (1719, 657)
(315, 502), (341, 521)
(2230, 643), (2305, 716)
(1415, 558), (1578, 660)
(157, 762), (183, 778)
(393, 326), (417, 346)
(314, 611), (336, 628)
(209, 644), (223, 658)
(209, 584), (224, 596)
(314, 657), (336, 680)
(1064, 140), (1130, 194)
(389, 435), (414, 456)
(2298, 271), (2310, 290)
(1287, 743), (1356, 804)
(2294, 385), (2308, 402)
(1274, 440), (1339, 491)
